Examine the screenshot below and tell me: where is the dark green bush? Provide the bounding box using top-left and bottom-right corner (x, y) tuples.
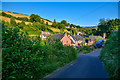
(77, 45), (94, 54)
(16, 17), (30, 22)
(2, 23), (77, 79)
(99, 31), (120, 80)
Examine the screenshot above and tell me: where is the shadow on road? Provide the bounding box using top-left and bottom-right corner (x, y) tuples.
(44, 48), (109, 79)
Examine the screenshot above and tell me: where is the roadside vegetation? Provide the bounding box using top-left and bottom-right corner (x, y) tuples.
(77, 36), (104, 54)
(2, 22), (77, 79)
(99, 31), (120, 80)
(77, 44), (95, 54)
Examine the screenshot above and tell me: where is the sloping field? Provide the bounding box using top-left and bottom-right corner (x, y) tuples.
(0, 10), (70, 34)
(0, 16), (31, 25)
(49, 27), (70, 33)
(49, 27), (60, 32)
(0, 10), (53, 25)
(0, 10), (30, 19)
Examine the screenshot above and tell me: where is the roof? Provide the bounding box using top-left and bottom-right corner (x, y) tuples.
(71, 35), (84, 41)
(89, 36), (103, 41)
(49, 34), (64, 41)
(42, 32), (51, 36)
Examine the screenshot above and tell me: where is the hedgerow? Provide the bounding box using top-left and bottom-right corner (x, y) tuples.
(77, 44), (95, 54)
(2, 23), (77, 79)
(99, 31), (120, 80)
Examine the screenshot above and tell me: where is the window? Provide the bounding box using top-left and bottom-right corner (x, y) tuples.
(66, 41), (68, 43)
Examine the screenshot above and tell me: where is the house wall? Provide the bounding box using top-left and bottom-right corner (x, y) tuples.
(88, 40), (95, 45)
(60, 35), (71, 46)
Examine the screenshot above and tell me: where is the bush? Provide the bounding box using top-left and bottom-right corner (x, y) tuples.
(99, 31), (120, 80)
(2, 24), (77, 79)
(94, 37), (104, 44)
(77, 45), (94, 54)
(16, 17), (30, 22)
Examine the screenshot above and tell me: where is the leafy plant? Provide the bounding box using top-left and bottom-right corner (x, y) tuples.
(99, 31), (120, 80)
(2, 22), (77, 79)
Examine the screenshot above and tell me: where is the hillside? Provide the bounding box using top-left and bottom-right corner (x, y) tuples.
(0, 10), (53, 25)
(0, 10), (71, 35)
(0, 16), (31, 25)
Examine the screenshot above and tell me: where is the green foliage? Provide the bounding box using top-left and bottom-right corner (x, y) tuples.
(2, 12), (14, 18)
(47, 27), (53, 33)
(77, 45), (95, 54)
(61, 20), (67, 24)
(18, 21), (25, 29)
(41, 20), (44, 24)
(16, 17), (30, 22)
(58, 24), (66, 29)
(2, 12), (30, 22)
(99, 31), (120, 80)
(84, 28), (92, 35)
(2, 24), (77, 79)
(52, 23), (57, 28)
(10, 17), (16, 26)
(94, 37), (104, 44)
(95, 18), (120, 38)
(30, 14), (41, 22)
(76, 25), (81, 28)
(46, 22), (48, 25)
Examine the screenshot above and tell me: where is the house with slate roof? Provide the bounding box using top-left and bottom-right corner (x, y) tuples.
(49, 32), (71, 46)
(69, 35), (84, 46)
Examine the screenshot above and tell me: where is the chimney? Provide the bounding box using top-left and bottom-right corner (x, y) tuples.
(64, 31), (67, 36)
(41, 31), (43, 40)
(103, 33), (106, 39)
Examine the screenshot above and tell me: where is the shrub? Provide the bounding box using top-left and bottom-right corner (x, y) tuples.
(2, 24), (77, 79)
(99, 31), (120, 80)
(94, 37), (104, 44)
(77, 45), (94, 54)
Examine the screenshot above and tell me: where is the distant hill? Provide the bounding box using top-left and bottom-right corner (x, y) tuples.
(0, 16), (31, 25)
(0, 10), (53, 25)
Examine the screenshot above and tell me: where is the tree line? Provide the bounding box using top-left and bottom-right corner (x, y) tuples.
(94, 18), (120, 38)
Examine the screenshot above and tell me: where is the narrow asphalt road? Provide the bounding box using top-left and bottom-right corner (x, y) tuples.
(44, 48), (108, 79)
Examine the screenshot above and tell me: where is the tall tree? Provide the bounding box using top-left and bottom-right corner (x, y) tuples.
(99, 18), (106, 25)
(30, 14), (41, 22)
(54, 19), (56, 23)
(58, 24), (66, 29)
(61, 20), (67, 24)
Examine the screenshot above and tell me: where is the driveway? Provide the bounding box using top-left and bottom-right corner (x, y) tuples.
(44, 48), (108, 79)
